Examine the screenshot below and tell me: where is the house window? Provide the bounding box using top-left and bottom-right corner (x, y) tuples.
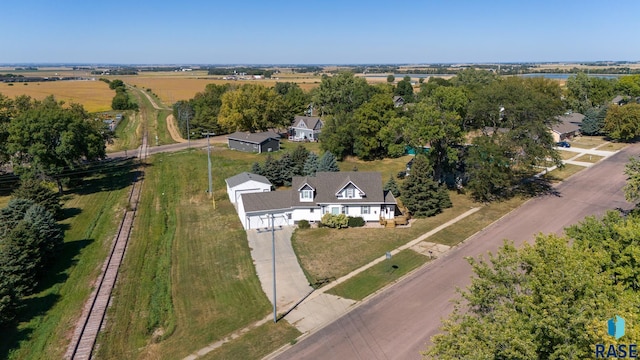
(310, 208), (314, 213)
(361, 206), (370, 214)
(346, 188), (354, 198)
(300, 190), (313, 201)
(342, 206), (347, 214)
(331, 207), (339, 215)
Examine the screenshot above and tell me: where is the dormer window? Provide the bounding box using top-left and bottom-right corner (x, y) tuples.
(346, 188), (354, 198)
(300, 189), (313, 202)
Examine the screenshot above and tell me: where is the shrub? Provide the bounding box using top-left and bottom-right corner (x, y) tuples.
(321, 213), (348, 229)
(347, 216), (365, 227)
(297, 220), (310, 229)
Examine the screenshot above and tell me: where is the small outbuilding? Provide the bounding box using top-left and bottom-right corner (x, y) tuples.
(225, 172), (272, 205)
(227, 131), (280, 153)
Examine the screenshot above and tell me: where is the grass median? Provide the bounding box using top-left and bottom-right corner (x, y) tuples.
(327, 249), (429, 301)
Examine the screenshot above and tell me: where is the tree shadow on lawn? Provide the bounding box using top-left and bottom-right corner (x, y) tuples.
(0, 238), (93, 359)
(516, 176), (561, 198)
(66, 159), (151, 196)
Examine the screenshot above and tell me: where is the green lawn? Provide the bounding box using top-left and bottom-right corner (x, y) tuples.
(108, 110), (141, 152)
(558, 150), (577, 160)
(96, 150), (276, 359)
(573, 154), (604, 163)
(596, 141), (628, 151)
(544, 164), (585, 183)
(327, 249), (428, 301)
(292, 192), (478, 286)
(1, 164), (133, 359)
(340, 155), (413, 183)
(569, 135), (608, 149)
(201, 321), (301, 360)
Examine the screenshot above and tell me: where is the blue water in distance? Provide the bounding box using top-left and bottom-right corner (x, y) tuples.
(520, 73), (621, 79)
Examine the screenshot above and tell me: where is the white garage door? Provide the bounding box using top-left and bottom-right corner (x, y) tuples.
(246, 212), (291, 230)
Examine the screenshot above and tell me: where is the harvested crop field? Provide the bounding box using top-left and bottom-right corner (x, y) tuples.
(121, 73), (321, 105)
(1, 80), (113, 112)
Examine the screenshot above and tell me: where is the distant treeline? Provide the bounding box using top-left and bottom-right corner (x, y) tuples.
(14, 67), (38, 71)
(207, 67), (275, 77)
(90, 68), (138, 75)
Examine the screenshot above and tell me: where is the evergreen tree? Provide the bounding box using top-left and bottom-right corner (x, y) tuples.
(12, 177), (62, 219)
(318, 151), (340, 173)
(303, 152), (319, 176)
(290, 145), (310, 176)
(580, 107), (607, 135)
(261, 155), (280, 186)
(277, 153), (294, 186)
(251, 161), (263, 176)
(401, 156), (446, 217)
(384, 175), (401, 197)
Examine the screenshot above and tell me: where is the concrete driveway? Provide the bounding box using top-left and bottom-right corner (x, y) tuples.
(246, 227), (313, 310)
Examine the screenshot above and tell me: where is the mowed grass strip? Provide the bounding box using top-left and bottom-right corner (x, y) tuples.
(1, 169), (132, 359)
(292, 192), (478, 285)
(573, 154), (604, 163)
(200, 321), (301, 360)
(544, 163), (585, 183)
(1, 80), (113, 113)
(327, 249), (428, 301)
(97, 150), (273, 360)
(427, 196), (526, 246)
(107, 111), (142, 152)
(569, 135), (607, 149)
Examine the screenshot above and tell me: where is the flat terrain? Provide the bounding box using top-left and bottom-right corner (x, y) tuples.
(0, 80), (113, 112)
(277, 143), (638, 360)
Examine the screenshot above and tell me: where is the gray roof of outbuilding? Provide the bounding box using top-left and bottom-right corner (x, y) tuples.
(225, 172), (272, 188)
(227, 131), (280, 144)
(552, 113), (585, 135)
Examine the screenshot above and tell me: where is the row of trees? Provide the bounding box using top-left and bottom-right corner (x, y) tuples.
(107, 79), (138, 111)
(0, 94), (108, 192)
(250, 146), (339, 187)
(172, 82), (310, 136)
(0, 180), (64, 326)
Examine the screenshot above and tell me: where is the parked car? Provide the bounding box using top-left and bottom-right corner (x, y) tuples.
(556, 141), (571, 148)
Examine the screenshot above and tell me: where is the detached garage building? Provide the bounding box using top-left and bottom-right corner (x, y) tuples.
(227, 131), (281, 153)
(225, 172), (272, 205)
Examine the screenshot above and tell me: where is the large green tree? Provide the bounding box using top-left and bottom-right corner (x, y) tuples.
(319, 113), (356, 160)
(623, 156), (640, 205)
(312, 72), (374, 116)
(465, 134), (514, 202)
(426, 215), (640, 359)
(218, 84), (287, 132)
(405, 102), (464, 183)
(395, 76), (414, 103)
(274, 82), (310, 121)
(353, 93), (399, 160)
(604, 103), (640, 142)
(580, 106), (607, 135)
(7, 96), (107, 192)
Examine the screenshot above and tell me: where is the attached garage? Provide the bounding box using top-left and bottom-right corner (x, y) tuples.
(236, 190), (294, 230)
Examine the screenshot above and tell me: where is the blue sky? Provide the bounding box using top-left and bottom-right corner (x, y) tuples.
(2, 0), (639, 64)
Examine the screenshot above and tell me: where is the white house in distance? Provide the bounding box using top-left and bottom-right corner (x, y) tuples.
(225, 172), (272, 205)
(289, 116), (323, 142)
(234, 171), (397, 230)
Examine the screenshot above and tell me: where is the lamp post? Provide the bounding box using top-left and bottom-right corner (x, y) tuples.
(202, 132), (216, 209)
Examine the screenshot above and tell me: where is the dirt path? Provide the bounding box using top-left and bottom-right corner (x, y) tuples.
(166, 114), (186, 143)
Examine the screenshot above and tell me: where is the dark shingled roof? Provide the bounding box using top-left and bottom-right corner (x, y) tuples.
(227, 131), (280, 144)
(242, 190), (294, 212)
(552, 113), (585, 135)
(292, 116), (323, 130)
(241, 171), (396, 214)
(225, 172), (271, 188)
(291, 172), (389, 206)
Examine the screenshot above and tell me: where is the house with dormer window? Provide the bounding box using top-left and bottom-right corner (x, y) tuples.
(289, 116), (323, 142)
(233, 171), (397, 230)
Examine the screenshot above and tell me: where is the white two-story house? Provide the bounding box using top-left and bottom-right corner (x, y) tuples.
(235, 172), (397, 230)
(289, 116), (323, 142)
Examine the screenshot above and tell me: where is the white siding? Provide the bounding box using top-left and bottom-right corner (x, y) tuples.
(227, 180), (271, 204)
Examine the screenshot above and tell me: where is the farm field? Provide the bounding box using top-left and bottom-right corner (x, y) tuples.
(0, 80), (113, 112)
(121, 72), (321, 105)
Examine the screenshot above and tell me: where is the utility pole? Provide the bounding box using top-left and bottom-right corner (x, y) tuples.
(186, 111), (191, 148)
(202, 132), (216, 209)
(271, 213), (277, 323)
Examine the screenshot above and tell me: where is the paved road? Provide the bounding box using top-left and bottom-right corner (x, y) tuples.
(276, 143), (639, 360)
